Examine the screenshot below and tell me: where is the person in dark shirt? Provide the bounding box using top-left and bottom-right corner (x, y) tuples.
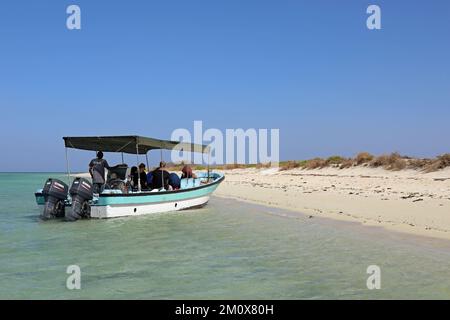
(131, 164), (148, 190)
(129, 166), (138, 191)
(89, 151), (110, 194)
(138, 163), (149, 190)
(151, 161), (170, 190)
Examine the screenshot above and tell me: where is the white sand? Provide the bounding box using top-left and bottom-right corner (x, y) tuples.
(71, 173), (91, 179)
(215, 167), (450, 240)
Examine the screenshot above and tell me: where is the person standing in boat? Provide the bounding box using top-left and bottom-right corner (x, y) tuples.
(89, 151), (111, 194)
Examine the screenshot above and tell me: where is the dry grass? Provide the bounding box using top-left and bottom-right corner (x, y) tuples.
(224, 163), (246, 170)
(423, 154), (450, 173)
(339, 158), (355, 169)
(408, 158), (430, 170)
(174, 153), (450, 173)
(326, 156), (347, 166)
(304, 158), (328, 169)
(276, 152), (450, 172)
(279, 161), (301, 171)
(256, 162), (272, 169)
(369, 154), (389, 168)
(355, 152), (374, 165)
(370, 152), (407, 170)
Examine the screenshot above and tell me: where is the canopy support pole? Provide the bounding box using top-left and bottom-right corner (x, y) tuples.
(121, 152), (124, 164)
(207, 151), (211, 182)
(160, 149), (164, 190)
(136, 143), (141, 192)
(145, 153), (149, 171)
(65, 147), (71, 186)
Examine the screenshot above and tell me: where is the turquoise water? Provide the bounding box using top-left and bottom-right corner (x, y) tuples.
(1, 173), (450, 299)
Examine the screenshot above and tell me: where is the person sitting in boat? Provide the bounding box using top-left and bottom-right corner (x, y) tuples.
(146, 171), (153, 187)
(151, 161), (170, 190)
(181, 164), (197, 179)
(128, 166), (138, 191)
(138, 163), (149, 190)
(89, 151), (111, 194)
(168, 173), (181, 190)
(130, 164), (148, 190)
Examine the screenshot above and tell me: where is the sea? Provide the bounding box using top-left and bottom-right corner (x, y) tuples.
(1, 173), (450, 299)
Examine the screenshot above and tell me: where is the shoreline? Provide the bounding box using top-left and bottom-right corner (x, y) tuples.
(214, 167), (450, 241)
(69, 167), (450, 241)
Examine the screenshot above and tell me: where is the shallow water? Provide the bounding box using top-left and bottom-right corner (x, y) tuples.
(1, 173), (450, 299)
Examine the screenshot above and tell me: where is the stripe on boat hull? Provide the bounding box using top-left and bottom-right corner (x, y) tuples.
(91, 195), (211, 218)
(95, 181), (220, 206)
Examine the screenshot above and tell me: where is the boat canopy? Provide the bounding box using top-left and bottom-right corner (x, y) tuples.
(63, 136), (210, 155)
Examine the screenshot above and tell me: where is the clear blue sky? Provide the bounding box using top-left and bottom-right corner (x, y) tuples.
(0, 0), (449, 172)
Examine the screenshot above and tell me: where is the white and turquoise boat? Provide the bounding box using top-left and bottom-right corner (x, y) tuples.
(35, 136), (224, 220)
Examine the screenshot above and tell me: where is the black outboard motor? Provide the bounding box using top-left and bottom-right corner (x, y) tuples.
(66, 178), (94, 221)
(41, 179), (69, 220)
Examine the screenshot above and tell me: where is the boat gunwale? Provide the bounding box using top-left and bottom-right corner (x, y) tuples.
(34, 175), (225, 198)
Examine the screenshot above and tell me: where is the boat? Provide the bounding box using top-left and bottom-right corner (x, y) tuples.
(35, 136), (224, 220)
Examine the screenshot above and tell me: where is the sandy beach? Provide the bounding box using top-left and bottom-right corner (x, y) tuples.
(214, 167), (450, 240)
(72, 165), (450, 240)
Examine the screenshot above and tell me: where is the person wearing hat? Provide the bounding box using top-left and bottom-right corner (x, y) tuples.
(89, 151), (111, 194)
(151, 161), (170, 190)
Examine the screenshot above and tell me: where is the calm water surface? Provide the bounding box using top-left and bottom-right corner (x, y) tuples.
(1, 173), (450, 299)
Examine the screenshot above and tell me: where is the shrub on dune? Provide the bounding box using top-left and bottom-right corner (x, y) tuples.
(370, 155), (388, 168)
(370, 152), (407, 170)
(305, 158), (327, 169)
(279, 161), (300, 171)
(423, 154), (450, 172)
(227, 152), (450, 173)
(256, 162), (271, 169)
(408, 158), (430, 170)
(339, 158), (355, 169)
(224, 163), (245, 170)
(326, 156), (347, 166)
(355, 152), (374, 165)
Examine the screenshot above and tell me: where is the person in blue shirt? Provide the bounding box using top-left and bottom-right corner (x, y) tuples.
(168, 172), (181, 190)
(146, 171), (153, 187)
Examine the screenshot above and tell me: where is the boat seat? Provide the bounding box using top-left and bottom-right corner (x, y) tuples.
(102, 189), (123, 194)
(180, 178), (201, 189)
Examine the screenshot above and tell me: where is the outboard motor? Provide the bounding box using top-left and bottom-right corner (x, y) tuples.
(41, 178), (69, 220)
(66, 178), (94, 221)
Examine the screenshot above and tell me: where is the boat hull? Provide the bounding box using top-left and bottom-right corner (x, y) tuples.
(35, 174), (224, 219)
(91, 195), (210, 218)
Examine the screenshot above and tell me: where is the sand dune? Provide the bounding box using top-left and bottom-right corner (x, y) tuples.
(215, 167), (450, 240)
